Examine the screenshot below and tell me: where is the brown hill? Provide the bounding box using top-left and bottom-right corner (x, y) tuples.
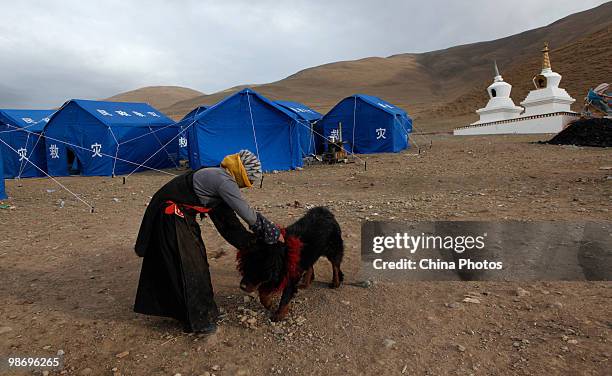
(105, 86), (204, 110)
(162, 54), (435, 120)
(430, 25), (612, 126)
(155, 3), (612, 129)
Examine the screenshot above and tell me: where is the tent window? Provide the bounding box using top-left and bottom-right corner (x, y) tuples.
(66, 149), (81, 175)
(491, 89), (497, 97)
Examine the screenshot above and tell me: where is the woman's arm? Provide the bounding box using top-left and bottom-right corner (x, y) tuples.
(208, 202), (256, 250)
(217, 181), (280, 244)
(217, 180), (257, 226)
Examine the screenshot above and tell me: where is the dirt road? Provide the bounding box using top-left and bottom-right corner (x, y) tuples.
(1, 135), (610, 375)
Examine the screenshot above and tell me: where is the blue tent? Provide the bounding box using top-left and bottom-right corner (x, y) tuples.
(275, 100), (322, 156)
(181, 105), (210, 122)
(185, 88), (303, 171)
(275, 101), (322, 122)
(318, 94), (412, 154)
(178, 106), (209, 160)
(0, 109), (55, 178)
(44, 99), (178, 177)
(0, 150), (6, 199)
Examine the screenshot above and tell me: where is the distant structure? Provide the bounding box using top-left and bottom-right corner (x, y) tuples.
(520, 43), (575, 116)
(454, 43), (578, 136)
(472, 61), (523, 124)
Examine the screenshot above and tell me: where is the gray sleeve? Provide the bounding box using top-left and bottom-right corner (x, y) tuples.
(216, 180), (258, 226)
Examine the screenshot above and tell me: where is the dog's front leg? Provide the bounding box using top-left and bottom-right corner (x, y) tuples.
(271, 282), (297, 322)
(258, 289), (274, 310)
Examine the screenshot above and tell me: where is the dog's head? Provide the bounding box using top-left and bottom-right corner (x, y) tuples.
(237, 240), (287, 293)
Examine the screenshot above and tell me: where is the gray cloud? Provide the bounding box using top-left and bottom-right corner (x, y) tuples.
(0, 0), (607, 108)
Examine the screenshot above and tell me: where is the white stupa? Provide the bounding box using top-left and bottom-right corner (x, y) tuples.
(454, 43), (579, 136)
(472, 61), (523, 124)
(520, 42), (575, 115)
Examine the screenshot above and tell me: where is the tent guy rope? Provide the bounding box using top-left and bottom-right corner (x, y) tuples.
(123, 119), (197, 180)
(246, 91), (262, 162)
(0, 137), (95, 212)
(13, 126), (179, 177)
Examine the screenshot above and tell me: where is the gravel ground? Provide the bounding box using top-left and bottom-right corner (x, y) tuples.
(0, 134), (610, 375)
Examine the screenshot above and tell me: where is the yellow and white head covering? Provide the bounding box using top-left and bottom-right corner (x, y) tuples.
(238, 149), (262, 183)
(220, 149), (262, 188)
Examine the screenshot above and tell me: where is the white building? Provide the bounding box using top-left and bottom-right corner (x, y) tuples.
(472, 61), (523, 124)
(455, 43), (578, 136)
(520, 43), (575, 116)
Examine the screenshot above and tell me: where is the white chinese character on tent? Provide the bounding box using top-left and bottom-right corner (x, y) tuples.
(179, 136), (188, 148)
(147, 112), (160, 117)
(378, 103), (394, 110)
(132, 111), (146, 117)
(21, 117), (35, 124)
(91, 143), (103, 158)
(49, 144), (60, 159)
(115, 110), (131, 117)
(97, 109), (113, 116)
(330, 129), (339, 141)
(17, 147), (27, 161)
(376, 128), (387, 140)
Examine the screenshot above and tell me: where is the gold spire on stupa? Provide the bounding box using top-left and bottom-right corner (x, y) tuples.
(541, 42), (551, 70)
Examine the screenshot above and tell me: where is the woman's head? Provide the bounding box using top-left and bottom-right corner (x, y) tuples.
(238, 150), (262, 185)
(220, 149), (262, 188)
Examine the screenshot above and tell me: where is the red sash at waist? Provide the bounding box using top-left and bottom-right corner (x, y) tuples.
(164, 201), (211, 218)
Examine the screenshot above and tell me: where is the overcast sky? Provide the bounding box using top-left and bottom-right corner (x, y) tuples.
(0, 0), (607, 108)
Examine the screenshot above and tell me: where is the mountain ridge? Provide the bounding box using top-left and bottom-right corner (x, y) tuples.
(108, 2), (612, 130)
(105, 86), (204, 111)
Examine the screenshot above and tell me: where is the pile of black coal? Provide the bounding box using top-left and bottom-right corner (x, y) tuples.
(546, 118), (612, 147)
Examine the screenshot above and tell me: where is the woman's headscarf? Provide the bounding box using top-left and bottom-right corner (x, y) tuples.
(220, 150), (262, 188)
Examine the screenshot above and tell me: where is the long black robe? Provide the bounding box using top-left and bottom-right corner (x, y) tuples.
(134, 170), (255, 332)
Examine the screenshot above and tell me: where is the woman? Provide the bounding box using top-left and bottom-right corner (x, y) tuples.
(133, 150), (280, 333)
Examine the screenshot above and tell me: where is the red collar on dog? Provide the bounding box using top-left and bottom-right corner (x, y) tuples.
(235, 228), (303, 293)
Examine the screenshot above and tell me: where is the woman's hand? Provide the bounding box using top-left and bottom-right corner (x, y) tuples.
(250, 212), (282, 244)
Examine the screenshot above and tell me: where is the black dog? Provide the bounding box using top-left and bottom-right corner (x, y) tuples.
(236, 206), (344, 321)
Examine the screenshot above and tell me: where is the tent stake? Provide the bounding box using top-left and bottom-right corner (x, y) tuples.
(122, 177), (126, 185)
